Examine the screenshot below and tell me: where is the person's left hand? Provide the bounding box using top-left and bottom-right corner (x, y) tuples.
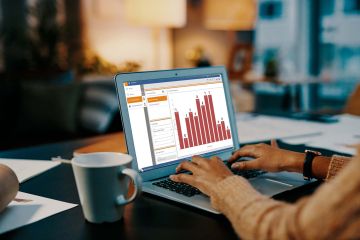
(170, 155), (234, 196)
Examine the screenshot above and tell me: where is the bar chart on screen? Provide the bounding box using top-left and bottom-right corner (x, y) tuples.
(169, 87), (233, 157)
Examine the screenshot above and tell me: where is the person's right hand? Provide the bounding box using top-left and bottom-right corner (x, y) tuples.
(228, 140), (305, 173)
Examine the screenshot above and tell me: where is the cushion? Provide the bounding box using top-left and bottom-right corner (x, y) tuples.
(79, 81), (119, 133)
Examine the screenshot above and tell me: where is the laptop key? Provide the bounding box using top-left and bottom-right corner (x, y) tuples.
(232, 169), (267, 179)
(153, 179), (201, 197)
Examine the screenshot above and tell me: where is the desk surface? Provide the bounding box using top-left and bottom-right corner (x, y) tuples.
(0, 134), (326, 240)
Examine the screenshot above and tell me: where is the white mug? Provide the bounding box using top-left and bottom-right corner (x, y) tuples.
(72, 152), (142, 223)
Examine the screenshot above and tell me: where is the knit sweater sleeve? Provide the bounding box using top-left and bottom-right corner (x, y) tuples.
(325, 155), (351, 180)
(210, 155), (360, 240)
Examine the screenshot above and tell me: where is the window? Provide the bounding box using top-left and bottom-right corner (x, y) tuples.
(344, 0), (360, 14)
(259, 1), (283, 20)
(321, 0), (335, 16)
(320, 43), (335, 71)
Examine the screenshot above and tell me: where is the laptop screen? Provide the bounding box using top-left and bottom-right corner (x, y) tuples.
(123, 74), (234, 171)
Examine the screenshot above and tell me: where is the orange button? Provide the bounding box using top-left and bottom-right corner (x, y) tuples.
(127, 96), (143, 103)
(147, 96), (168, 103)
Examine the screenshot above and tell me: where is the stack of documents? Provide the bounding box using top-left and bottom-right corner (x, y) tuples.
(0, 158), (77, 234)
(236, 113), (323, 143)
(236, 113), (360, 155)
(303, 114), (360, 155)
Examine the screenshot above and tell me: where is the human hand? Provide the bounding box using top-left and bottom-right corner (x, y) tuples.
(229, 140), (304, 173)
(170, 155), (234, 196)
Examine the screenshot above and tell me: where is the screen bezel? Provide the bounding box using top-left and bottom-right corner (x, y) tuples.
(114, 66), (239, 182)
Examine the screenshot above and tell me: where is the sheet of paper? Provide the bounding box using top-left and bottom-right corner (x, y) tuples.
(237, 113), (360, 155)
(306, 136), (358, 155)
(0, 159), (60, 183)
(303, 114), (360, 155)
(236, 113), (323, 144)
(258, 114), (360, 155)
(0, 192), (77, 234)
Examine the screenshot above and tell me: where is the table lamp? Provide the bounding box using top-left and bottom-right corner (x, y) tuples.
(124, 0), (186, 69)
(203, 0), (256, 79)
(204, 0), (256, 30)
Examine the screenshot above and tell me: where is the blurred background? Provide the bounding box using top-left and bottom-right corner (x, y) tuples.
(0, 0), (359, 150)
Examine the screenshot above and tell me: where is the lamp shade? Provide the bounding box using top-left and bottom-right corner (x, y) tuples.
(204, 0), (256, 30)
(124, 0), (186, 28)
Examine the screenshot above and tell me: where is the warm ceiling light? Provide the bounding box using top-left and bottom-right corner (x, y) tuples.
(204, 0), (257, 30)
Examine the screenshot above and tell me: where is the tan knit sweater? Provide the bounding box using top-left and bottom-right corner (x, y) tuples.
(210, 153), (360, 240)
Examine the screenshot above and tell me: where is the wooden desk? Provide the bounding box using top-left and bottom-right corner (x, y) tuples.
(73, 132), (126, 154)
(0, 134), (325, 240)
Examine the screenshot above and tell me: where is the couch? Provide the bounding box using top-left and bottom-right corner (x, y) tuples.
(0, 73), (122, 151)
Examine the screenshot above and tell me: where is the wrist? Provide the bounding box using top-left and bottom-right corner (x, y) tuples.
(280, 151), (305, 173)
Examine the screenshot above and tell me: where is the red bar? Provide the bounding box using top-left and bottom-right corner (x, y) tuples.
(226, 128), (231, 139)
(199, 105), (207, 144)
(194, 115), (202, 145)
(185, 116), (193, 147)
(184, 137), (189, 148)
(189, 112), (198, 146)
(201, 104), (210, 143)
(217, 123), (223, 141)
(204, 95), (215, 142)
(174, 112), (184, 149)
(208, 94), (219, 142)
(196, 98), (206, 145)
(221, 120), (226, 140)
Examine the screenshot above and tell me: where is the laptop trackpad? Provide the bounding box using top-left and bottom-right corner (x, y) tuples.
(249, 178), (292, 196)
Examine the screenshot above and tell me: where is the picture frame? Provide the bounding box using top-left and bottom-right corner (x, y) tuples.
(227, 43), (253, 80)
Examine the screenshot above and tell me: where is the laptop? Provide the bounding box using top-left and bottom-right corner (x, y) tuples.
(114, 66), (311, 214)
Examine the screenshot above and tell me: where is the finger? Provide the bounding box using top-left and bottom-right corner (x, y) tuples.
(271, 139), (279, 148)
(210, 156), (222, 162)
(228, 145), (259, 162)
(191, 155), (208, 166)
(176, 161), (200, 173)
(231, 159), (260, 170)
(170, 173), (196, 186)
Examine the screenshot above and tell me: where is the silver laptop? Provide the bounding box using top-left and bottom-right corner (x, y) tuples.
(115, 66), (311, 214)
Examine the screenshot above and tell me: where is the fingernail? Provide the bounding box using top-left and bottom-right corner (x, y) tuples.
(231, 163), (242, 169)
(169, 175), (175, 180)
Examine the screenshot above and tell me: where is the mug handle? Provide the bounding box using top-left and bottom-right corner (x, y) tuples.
(116, 168), (142, 206)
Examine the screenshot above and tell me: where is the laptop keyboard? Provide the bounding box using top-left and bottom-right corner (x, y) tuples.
(152, 169), (267, 197)
(152, 179), (201, 197)
(232, 169), (267, 179)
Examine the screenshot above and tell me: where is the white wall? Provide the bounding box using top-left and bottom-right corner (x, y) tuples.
(254, 0), (300, 78)
(173, 3), (230, 68)
(255, 0), (297, 49)
(82, 0), (172, 70)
